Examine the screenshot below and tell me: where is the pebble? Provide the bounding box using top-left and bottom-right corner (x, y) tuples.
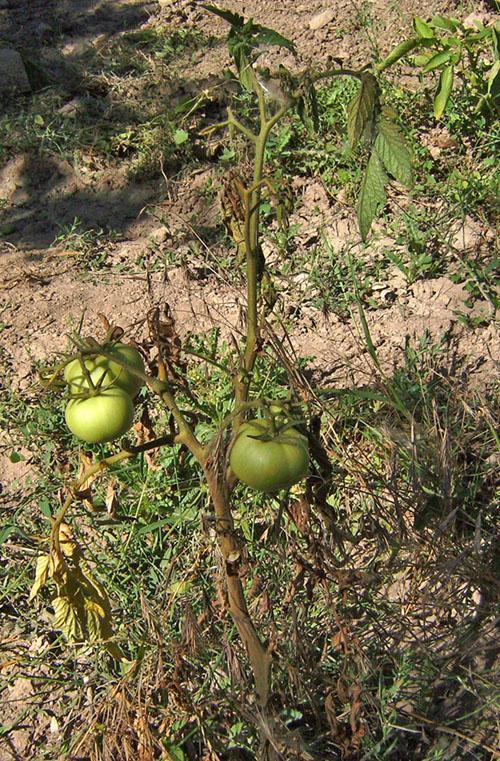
(0, 48), (31, 93)
(308, 9), (335, 31)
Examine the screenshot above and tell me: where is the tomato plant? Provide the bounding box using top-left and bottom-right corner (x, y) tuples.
(229, 418), (309, 493)
(31, 4), (425, 724)
(65, 387), (135, 444)
(64, 343), (144, 397)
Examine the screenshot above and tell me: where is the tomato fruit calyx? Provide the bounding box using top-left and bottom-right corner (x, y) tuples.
(64, 343), (145, 398)
(229, 417), (309, 493)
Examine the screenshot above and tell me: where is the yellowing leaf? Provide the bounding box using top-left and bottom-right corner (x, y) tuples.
(52, 595), (85, 641)
(29, 555), (51, 601)
(58, 522), (77, 558)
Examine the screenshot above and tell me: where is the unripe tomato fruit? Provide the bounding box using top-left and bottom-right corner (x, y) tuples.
(229, 418), (309, 493)
(64, 344), (144, 397)
(65, 387), (135, 444)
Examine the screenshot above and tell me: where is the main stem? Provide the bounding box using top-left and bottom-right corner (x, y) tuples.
(236, 99), (291, 418)
(204, 469), (271, 707)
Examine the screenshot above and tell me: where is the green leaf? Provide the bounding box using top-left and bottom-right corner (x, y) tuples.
(202, 4), (244, 27)
(9, 451), (25, 463)
(375, 118), (413, 187)
(39, 496), (52, 517)
(297, 83), (319, 134)
(0, 525), (15, 545)
(492, 23), (499, 59)
(429, 15), (461, 32)
(414, 17), (435, 39)
(487, 59), (500, 95)
(413, 53), (432, 66)
(434, 65), (454, 119)
(423, 49), (452, 72)
(358, 150), (387, 241)
(253, 25), (295, 52)
(136, 517), (175, 536)
(377, 38), (423, 72)
(173, 129), (189, 146)
(347, 72), (379, 151)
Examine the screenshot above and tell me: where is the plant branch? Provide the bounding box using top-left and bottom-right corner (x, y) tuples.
(50, 435), (175, 559)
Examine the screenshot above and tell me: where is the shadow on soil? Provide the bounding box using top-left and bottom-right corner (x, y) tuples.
(0, 0), (225, 250)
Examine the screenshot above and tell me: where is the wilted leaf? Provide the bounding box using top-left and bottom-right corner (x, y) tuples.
(375, 118), (413, 187)
(235, 49), (255, 91)
(77, 452), (97, 510)
(325, 691), (339, 735)
(297, 82), (319, 134)
(434, 65), (454, 118)
(357, 150), (387, 240)
(58, 522), (77, 558)
(48, 551), (124, 658)
(105, 479), (119, 517)
(347, 73), (379, 151)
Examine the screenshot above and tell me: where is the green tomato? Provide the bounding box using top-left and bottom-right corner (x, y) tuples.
(64, 363), (114, 392)
(64, 343), (144, 397)
(65, 387), (135, 444)
(229, 418), (309, 493)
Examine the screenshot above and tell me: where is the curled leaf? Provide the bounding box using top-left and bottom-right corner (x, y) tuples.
(347, 73), (379, 151)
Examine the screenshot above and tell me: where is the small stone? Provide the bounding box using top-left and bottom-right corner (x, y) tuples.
(451, 216), (483, 251)
(463, 13), (488, 29)
(309, 9), (335, 31)
(149, 226), (168, 245)
(58, 98), (80, 117)
(0, 48), (31, 93)
(0, 0), (9, 8)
